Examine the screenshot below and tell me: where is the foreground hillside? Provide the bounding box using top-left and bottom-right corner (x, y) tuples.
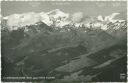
(1, 12), (127, 82)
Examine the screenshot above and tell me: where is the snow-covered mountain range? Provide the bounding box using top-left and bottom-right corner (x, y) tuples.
(1, 9), (126, 31)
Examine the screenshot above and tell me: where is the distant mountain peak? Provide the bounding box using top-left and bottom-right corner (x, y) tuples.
(48, 9), (69, 20)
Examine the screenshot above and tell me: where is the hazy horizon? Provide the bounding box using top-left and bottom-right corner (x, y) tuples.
(1, 1), (127, 17)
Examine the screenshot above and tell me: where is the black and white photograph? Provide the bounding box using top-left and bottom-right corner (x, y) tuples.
(1, 1), (127, 82)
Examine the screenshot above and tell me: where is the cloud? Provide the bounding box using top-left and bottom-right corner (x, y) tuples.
(104, 13), (121, 23)
(7, 12), (40, 27)
(6, 12), (53, 29)
(115, 11), (127, 20)
(72, 12), (84, 23)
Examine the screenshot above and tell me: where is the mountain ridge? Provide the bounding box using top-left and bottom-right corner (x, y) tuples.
(2, 9), (125, 31)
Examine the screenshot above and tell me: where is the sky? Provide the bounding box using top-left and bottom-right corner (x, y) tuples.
(1, 1), (127, 17)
